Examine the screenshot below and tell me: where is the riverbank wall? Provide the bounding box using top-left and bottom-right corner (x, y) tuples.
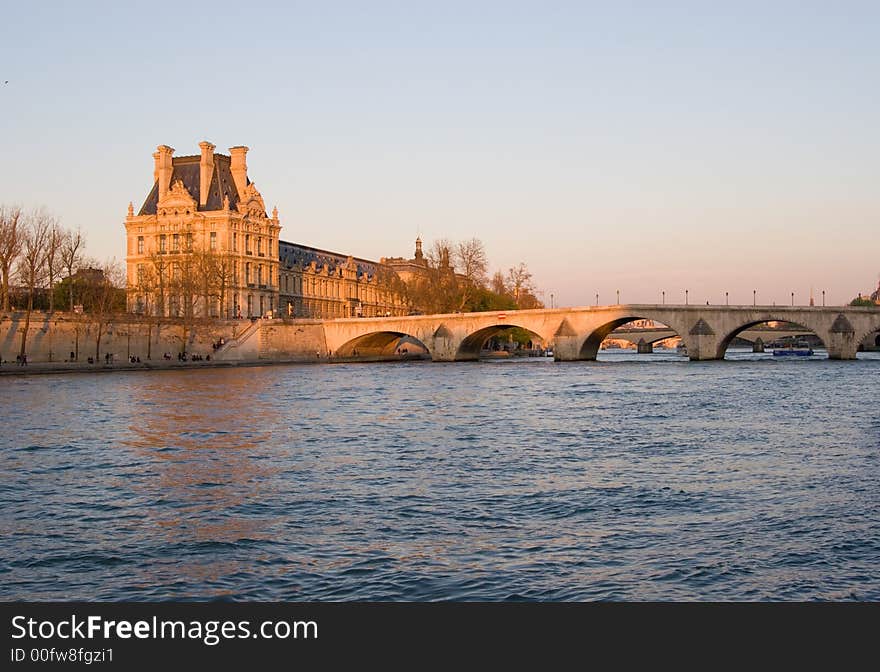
(0, 311), (333, 366)
(0, 312), (243, 364)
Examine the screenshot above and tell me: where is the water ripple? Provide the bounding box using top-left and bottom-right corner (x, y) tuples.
(1, 353), (879, 600)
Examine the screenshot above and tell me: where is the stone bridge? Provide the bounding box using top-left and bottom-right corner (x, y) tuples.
(318, 305), (880, 361)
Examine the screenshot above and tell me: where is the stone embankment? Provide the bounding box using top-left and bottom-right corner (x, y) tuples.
(0, 357), (323, 377)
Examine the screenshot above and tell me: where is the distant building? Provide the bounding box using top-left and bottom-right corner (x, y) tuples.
(69, 267), (107, 285)
(871, 280), (880, 304)
(278, 242), (410, 319)
(381, 236), (430, 285)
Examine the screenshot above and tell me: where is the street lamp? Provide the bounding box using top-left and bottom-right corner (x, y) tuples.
(550, 293), (554, 309)
(791, 292), (794, 306)
(596, 292), (599, 306)
(662, 290), (665, 305)
(616, 289), (620, 304)
(822, 290), (825, 307)
(685, 289), (689, 305)
(725, 291), (729, 306)
(753, 289), (756, 307)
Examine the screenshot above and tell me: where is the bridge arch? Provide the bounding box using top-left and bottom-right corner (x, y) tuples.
(335, 331), (431, 361)
(578, 315), (687, 360)
(716, 319), (825, 359)
(456, 323), (546, 361)
(856, 321), (880, 352)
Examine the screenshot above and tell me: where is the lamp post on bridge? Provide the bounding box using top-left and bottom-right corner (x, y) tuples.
(662, 290), (665, 305)
(550, 293), (554, 309)
(725, 291), (729, 306)
(595, 292), (599, 306)
(753, 290), (756, 307)
(616, 289), (620, 305)
(822, 290), (825, 307)
(791, 292), (795, 306)
(685, 289), (689, 305)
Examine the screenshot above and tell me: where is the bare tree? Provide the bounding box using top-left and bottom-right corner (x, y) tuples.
(168, 235), (201, 353)
(130, 261), (156, 359)
(490, 270), (508, 297)
(146, 249), (169, 317)
(81, 260), (125, 361)
(16, 209), (53, 358)
(453, 238), (488, 311)
(507, 262), (536, 309)
(44, 221), (65, 312)
(401, 237), (546, 314)
(60, 228), (85, 311)
(0, 205), (24, 311)
(426, 238), (454, 272)
(416, 238), (458, 313)
(211, 252), (235, 318)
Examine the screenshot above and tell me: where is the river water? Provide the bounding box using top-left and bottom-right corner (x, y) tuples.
(2, 350), (879, 601)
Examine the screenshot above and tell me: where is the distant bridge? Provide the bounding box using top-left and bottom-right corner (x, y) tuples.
(607, 325), (818, 348)
(318, 304), (880, 361)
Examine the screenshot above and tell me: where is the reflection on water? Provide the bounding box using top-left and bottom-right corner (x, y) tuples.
(2, 353), (879, 600)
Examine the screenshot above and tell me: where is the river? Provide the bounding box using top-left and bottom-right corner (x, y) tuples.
(2, 350), (879, 600)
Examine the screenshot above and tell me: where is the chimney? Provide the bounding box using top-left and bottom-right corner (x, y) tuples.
(229, 146), (249, 197)
(199, 141), (215, 207)
(155, 145), (175, 201)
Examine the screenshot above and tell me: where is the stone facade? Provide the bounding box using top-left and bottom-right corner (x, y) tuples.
(126, 143), (281, 319)
(126, 141), (416, 320)
(277, 242), (411, 319)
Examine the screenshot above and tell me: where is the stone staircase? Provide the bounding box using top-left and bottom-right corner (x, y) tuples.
(214, 320), (262, 360)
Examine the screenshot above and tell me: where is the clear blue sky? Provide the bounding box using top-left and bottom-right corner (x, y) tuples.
(2, 1), (878, 307)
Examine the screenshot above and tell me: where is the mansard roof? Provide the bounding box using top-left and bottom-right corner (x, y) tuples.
(138, 154), (245, 215)
(278, 240), (381, 278)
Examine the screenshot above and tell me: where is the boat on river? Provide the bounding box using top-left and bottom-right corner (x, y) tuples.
(773, 342), (814, 357)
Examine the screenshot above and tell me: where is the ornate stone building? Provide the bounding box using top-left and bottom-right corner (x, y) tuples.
(126, 141), (415, 320)
(126, 142), (281, 318)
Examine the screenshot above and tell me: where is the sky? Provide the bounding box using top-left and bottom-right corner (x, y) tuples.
(2, 1), (878, 308)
